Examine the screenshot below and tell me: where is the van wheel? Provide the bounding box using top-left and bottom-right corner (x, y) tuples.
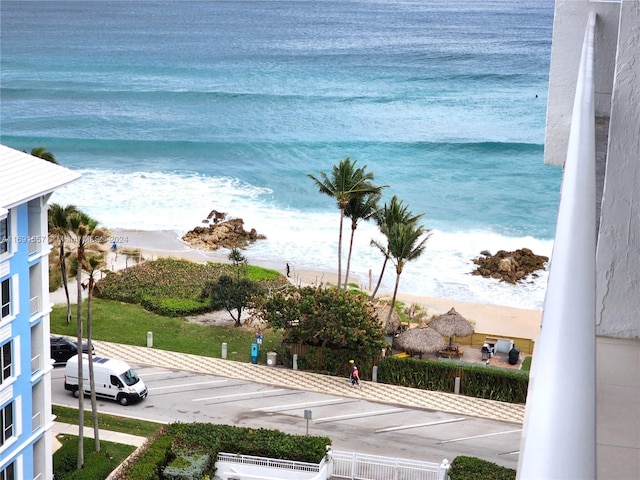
(72, 389), (80, 398)
(118, 394), (129, 406)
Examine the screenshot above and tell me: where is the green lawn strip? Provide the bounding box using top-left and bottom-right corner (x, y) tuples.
(50, 298), (283, 364)
(54, 435), (135, 480)
(52, 405), (164, 437)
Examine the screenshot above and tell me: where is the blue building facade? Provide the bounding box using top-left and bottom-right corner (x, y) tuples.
(0, 145), (80, 480)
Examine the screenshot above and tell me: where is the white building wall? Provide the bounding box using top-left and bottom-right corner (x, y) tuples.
(544, 0), (620, 166)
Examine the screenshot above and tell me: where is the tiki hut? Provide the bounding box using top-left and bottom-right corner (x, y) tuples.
(394, 326), (447, 358)
(428, 307), (475, 349)
(374, 300), (402, 335)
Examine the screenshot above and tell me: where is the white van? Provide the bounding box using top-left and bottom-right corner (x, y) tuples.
(64, 354), (148, 406)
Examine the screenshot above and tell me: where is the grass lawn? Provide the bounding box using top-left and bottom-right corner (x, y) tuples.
(53, 405), (164, 437)
(54, 435), (136, 480)
(50, 298), (283, 364)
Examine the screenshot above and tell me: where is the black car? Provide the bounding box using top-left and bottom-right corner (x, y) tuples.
(50, 335), (93, 365)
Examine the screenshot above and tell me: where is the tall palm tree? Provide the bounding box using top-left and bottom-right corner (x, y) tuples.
(385, 221), (432, 331)
(369, 196), (423, 300)
(30, 146), (58, 164)
(82, 252), (105, 453)
(48, 203), (80, 324)
(308, 158), (384, 290)
(67, 211), (100, 468)
(343, 191), (381, 291)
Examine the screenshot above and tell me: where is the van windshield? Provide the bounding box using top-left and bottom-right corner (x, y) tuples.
(121, 368), (140, 386)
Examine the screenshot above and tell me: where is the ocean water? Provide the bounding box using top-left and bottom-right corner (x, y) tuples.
(0, 0), (560, 310)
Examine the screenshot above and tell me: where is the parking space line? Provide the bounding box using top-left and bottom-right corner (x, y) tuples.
(193, 389), (285, 402)
(375, 417), (466, 433)
(438, 429), (522, 444)
(148, 380), (228, 391)
(252, 398), (351, 412)
(313, 408), (405, 423)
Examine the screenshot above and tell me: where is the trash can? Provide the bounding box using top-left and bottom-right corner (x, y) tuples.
(250, 343), (259, 364)
(508, 347), (520, 365)
(267, 351), (277, 367)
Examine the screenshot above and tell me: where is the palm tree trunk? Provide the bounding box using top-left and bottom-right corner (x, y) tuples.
(75, 248), (84, 468)
(343, 223), (357, 291)
(370, 249), (390, 300)
(87, 277), (100, 453)
(385, 267), (402, 332)
(337, 209), (345, 290)
(59, 243), (71, 324)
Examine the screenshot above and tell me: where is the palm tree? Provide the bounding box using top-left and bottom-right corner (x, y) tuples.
(369, 196), (423, 300)
(48, 203), (80, 324)
(30, 146), (58, 164)
(343, 191), (381, 291)
(67, 211), (101, 468)
(385, 221), (432, 331)
(82, 252), (105, 453)
(308, 158), (384, 290)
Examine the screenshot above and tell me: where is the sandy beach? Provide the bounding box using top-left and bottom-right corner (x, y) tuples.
(104, 228), (542, 343)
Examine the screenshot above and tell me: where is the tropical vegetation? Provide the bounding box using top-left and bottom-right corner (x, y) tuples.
(308, 157), (387, 290)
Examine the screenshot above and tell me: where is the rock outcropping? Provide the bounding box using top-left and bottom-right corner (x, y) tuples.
(471, 248), (549, 284)
(182, 210), (266, 251)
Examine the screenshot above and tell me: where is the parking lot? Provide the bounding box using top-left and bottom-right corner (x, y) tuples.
(51, 363), (522, 469)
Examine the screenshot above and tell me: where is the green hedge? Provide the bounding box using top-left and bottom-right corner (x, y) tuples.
(113, 423), (331, 480)
(377, 357), (529, 403)
(449, 456), (516, 480)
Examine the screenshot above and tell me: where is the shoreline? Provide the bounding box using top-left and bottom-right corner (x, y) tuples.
(107, 228), (542, 341)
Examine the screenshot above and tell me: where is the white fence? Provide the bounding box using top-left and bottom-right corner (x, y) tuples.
(214, 450), (449, 480)
(331, 451), (449, 480)
(216, 451), (329, 480)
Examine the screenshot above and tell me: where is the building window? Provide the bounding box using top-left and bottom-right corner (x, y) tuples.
(0, 402), (13, 446)
(0, 341), (10, 385)
(0, 461), (14, 480)
(0, 279), (9, 319)
(0, 216), (8, 255)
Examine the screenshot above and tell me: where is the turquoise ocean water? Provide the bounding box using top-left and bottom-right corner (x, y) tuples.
(1, 0), (560, 309)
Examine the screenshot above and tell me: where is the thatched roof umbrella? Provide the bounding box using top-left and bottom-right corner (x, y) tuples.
(374, 301), (402, 335)
(394, 326), (447, 357)
(428, 307), (475, 348)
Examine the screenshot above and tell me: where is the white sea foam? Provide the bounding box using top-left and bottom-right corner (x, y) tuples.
(52, 169), (551, 310)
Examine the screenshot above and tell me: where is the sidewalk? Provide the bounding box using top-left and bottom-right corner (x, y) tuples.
(52, 421), (147, 452)
(94, 340), (526, 424)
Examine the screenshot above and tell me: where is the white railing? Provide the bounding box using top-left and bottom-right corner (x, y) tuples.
(216, 451), (329, 480)
(32, 410), (42, 431)
(30, 295), (41, 315)
(331, 451), (448, 480)
(517, 11), (597, 480)
(31, 353), (42, 374)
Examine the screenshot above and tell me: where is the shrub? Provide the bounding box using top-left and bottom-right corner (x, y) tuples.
(449, 456), (516, 480)
(377, 357), (529, 403)
(162, 454), (210, 480)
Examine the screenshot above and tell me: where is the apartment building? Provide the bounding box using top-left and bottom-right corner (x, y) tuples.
(0, 145), (80, 480)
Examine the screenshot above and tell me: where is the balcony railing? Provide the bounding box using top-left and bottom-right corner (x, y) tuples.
(30, 295), (41, 315)
(517, 12), (597, 480)
(31, 353), (42, 375)
(32, 410), (42, 432)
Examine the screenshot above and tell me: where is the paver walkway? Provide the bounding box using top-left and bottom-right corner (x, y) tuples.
(95, 340), (526, 424)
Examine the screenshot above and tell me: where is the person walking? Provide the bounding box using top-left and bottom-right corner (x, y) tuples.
(286, 262), (291, 277)
(349, 359), (360, 388)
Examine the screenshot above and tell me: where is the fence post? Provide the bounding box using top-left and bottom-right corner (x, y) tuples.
(372, 365), (378, 382)
(293, 354), (298, 370)
(438, 458), (450, 480)
(350, 451), (357, 480)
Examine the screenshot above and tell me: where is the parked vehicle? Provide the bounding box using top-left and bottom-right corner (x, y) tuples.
(50, 335), (93, 365)
(64, 354), (148, 406)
